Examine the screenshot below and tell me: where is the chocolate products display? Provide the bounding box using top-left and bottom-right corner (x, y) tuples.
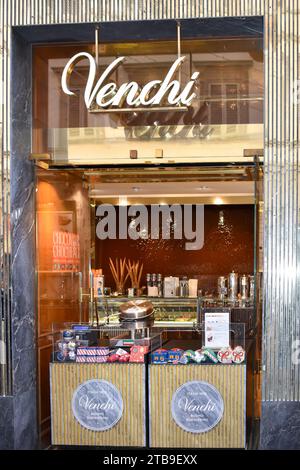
(150, 346), (245, 365)
(55, 328), (150, 364)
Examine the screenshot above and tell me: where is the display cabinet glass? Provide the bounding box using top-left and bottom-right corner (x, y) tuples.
(95, 296), (198, 326)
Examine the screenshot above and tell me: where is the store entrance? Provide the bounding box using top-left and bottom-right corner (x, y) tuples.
(36, 161), (263, 448)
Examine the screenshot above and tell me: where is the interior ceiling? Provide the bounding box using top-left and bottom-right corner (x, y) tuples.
(89, 180), (254, 197)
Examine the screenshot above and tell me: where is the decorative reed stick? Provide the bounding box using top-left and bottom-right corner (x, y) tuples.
(109, 257), (130, 293)
(126, 259), (144, 289)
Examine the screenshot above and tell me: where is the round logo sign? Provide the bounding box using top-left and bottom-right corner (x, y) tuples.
(72, 379), (123, 431)
(171, 380), (224, 433)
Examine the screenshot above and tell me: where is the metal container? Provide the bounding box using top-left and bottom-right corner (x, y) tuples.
(217, 276), (227, 300)
(239, 275), (249, 300)
(228, 271), (238, 301)
(119, 299), (154, 320)
(119, 300), (154, 338)
(179, 277), (189, 297)
(249, 275), (255, 302)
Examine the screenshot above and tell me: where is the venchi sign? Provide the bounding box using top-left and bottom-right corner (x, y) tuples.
(171, 380), (224, 433)
(61, 52), (199, 111)
(72, 379), (123, 431)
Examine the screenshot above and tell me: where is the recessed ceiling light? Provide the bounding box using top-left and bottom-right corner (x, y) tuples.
(132, 186), (141, 192)
(214, 197), (223, 205)
(119, 196), (128, 206)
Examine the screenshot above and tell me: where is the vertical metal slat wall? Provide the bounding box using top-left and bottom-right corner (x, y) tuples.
(0, 1), (299, 407)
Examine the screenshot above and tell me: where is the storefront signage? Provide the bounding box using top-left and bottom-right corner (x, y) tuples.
(72, 379), (123, 431)
(171, 380), (224, 433)
(61, 52), (199, 111)
(52, 230), (80, 271)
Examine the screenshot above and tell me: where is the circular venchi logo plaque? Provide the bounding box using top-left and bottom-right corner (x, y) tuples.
(72, 379), (123, 431)
(171, 380), (224, 433)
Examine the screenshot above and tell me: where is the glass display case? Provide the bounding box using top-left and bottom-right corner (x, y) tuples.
(51, 322), (162, 363)
(95, 296), (199, 327)
(94, 295), (255, 335)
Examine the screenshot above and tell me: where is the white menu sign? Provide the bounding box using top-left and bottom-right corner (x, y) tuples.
(204, 311), (230, 349)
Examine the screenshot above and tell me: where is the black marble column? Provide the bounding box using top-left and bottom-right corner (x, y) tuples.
(5, 28), (37, 450)
(0, 397), (14, 449)
(260, 402), (300, 450)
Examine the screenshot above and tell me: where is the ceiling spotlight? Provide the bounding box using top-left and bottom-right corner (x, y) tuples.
(132, 186), (141, 192)
(195, 186), (210, 191)
(214, 197), (223, 205)
(119, 196), (128, 206)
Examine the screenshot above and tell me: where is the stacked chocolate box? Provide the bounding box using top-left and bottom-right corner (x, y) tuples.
(75, 346), (109, 363)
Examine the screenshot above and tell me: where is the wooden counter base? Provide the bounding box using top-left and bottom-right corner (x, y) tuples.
(149, 364), (246, 448)
(50, 363), (146, 447)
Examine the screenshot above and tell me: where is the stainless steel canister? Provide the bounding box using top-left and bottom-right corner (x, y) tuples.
(217, 276), (227, 300)
(179, 277), (189, 297)
(249, 275), (255, 302)
(228, 271), (238, 301)
(239, 274), (249, 300)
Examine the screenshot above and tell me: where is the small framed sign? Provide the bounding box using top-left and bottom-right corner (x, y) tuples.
(204, 308), (230, 350)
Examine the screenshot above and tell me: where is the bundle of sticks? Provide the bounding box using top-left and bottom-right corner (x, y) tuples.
(109, 257), (130, 293)
(126, 259), (144, 289)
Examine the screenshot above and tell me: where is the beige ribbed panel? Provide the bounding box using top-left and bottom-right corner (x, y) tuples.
(1, 1), (299, 403)
(50, 363), (146, 446)
(149, 364), (246, 448)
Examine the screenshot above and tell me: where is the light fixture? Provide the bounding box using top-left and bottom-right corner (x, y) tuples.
(214, 197), (223, 205)
(118, 196), (128, 206)
(132, 186), (141, 192)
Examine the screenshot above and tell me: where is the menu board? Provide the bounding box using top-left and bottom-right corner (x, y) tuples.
(204, 311), (230, 349)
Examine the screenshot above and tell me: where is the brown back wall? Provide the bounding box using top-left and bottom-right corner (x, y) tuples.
(95, 204), (254, 295)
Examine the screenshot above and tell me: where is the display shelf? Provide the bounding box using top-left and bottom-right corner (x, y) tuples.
(96, 296), (198, 325)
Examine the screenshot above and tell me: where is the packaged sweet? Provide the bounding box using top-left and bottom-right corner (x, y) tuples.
(107, 354), (119, 362)
(96, 355), (108, 363)
(130, 345), (149, 355)
(168, 349), (183, 363)
(116, 348), (129, 356)
(96, 347), (109, 356)
(217, 347), (233, 364)
(63, 330), (74, 339)
(202, 348), (218, 364)
(68, 350), (76, 361)
(119, 354), (130, 363)
(129, 353), (145, 363)
(57, 341), (68, 351)
(75, 355), (85, 363)
(183, 350), (197, 362)
(178, 354), (189, 365)
(151, 348), (169, 364)
(194, 349), (206, 363)
(67, 341), (76, 351)
(232, 346), (245, 363)
(56, 351), (66, 362)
